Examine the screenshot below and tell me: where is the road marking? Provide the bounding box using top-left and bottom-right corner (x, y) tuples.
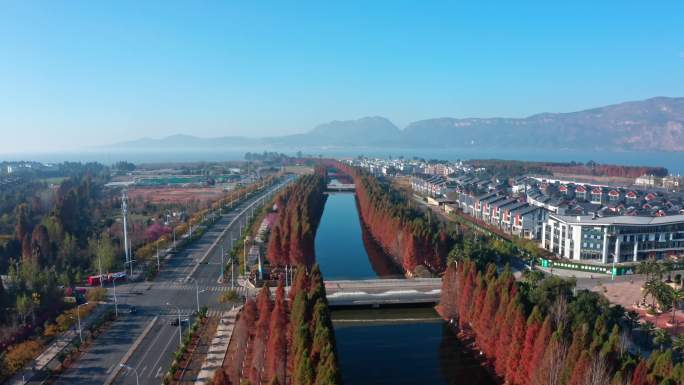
(150, 326), (180, 374)
(135, 323), (166, 374)
(139, 366), (147, 377)
(103, 316), (159, 385)
(155, 366), (163, 378)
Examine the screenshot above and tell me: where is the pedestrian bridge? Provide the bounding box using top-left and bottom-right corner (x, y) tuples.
(324, 278), (441, 307)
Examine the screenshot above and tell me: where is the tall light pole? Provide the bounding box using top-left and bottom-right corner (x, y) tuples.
(167, 303), (182, 345)
(98, 247), (103, 288)
(119, 364), (139, 385)
(112, 278), (118, 317)
(231, 257), (235, 290)
(76, 302), (87, 343)
(220, 245), (225, 282)
(121, 190), (130, 276)
(187, 278), (205, 313)
(156, 243), (160, 273)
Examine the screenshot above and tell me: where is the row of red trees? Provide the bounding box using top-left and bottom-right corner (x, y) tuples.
(334, 162), (451, 275)
(266, 169), (327, 267)
(218, 266), (340, 385)
(438, 260), (684, 385)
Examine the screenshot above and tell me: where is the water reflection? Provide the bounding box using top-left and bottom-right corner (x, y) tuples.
(333, 311), (496, 385)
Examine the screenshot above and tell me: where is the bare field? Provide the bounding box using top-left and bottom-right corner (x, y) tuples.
(127, 187), (225, 204)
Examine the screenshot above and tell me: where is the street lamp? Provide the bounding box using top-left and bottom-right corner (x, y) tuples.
(76, 302), (88, 343)
(166, 302), (182, 345)
(187, 278), (206, 313)
(112, 278), (119, 317)
(220, 245), (225, 282)
(119, 364), (139, 385)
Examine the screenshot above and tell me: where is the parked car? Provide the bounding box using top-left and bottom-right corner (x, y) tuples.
(169, 317), (179, 326)
(129, 306), (137, 314)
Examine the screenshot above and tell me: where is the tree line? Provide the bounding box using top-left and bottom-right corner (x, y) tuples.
(333, 162), (453, 275)
(266, 168), (327, 268)
(439, 260), (684, 385)
(217, 265), (340, 385)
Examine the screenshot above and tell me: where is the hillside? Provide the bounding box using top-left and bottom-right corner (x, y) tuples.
(105, 96), (684, 152)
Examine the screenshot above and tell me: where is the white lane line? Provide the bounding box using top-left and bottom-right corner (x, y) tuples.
(135, 322), (166, 373)
(155, 366), (163, 378)
(150, 326), (180, 375)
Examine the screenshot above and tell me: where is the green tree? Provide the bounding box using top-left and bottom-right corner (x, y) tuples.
(653, 328), (671, 351)
(16, 293), (31, 325)
(89, 234), (117, 275)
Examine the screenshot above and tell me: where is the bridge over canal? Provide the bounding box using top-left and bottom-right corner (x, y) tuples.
(326, 182), (355, 191)
(324, 278), (441, 307)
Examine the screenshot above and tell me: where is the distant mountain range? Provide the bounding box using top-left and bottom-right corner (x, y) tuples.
(106, 97), (684, 152)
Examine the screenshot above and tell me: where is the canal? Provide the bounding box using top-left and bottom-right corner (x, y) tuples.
(315, 192), (496, 385)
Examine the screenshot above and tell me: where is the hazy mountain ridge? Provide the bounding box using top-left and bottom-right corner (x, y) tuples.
(107, 97), (684, 152)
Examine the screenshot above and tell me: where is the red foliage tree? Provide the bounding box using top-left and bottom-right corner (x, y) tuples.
(528, 316), (553, 382)
(265, 280), (288, 384)
(630, 361), (650, 385)
(515, 306), (543, 385)
(566, 350), (591, 385)
(505, 306), (527, 384)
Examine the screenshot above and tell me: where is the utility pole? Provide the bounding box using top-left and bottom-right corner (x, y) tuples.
(156, 243), (160, 272)
(220, 245), (225, 282)
(121, 190), (130, 275)
(113, 278), (118, 317)
(98, 242), (103, 288)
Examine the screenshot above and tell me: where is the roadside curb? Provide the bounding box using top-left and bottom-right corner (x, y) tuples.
(103, 315), (159, 385)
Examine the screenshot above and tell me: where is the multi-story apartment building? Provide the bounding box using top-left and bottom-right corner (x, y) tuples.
(542, 213), (684, 264)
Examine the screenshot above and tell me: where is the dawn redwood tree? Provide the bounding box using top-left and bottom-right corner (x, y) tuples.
(458, 262), (475, 328)
(477, 284), (499, 354)
(562, 325), (589, 385)
(528, 316), (553, 382)
(567, 350), (591, 385)
(505, 306), (527, 384)
(265, 280), (288, 384)
(468, 273), (486, 327)
(290, 268), (309, 303)
(251, 287), (273, 384)
(267, 228), (284, 265)
(630, 360), (650, 385)
(438, 262), (459, 320)
(213, 369), (228, 385)
(531, 333), (567, 385)
(516, 306), (543, 385)
(308, 265), (326, 305)
(493, 298), (515, 377)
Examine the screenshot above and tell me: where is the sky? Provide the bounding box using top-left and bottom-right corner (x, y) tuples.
(0, 1), (683, 153)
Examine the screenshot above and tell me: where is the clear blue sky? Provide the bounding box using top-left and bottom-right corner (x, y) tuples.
(1, 1), (683, 153)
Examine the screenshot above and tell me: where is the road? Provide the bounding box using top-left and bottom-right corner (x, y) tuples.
(52, 177), (292, 385)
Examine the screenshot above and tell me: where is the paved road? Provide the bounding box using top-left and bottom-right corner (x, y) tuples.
(53, 178), (292, 385)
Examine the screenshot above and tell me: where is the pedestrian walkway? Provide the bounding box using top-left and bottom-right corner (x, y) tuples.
(193, 307), (241, 385)
(8, 304), (110, 385)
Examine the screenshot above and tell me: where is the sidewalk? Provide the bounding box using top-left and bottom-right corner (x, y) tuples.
(8, 304), (110, 385)
(193, 307), (241, 385)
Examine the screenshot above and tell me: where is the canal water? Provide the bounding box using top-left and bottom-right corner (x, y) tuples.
(315, 193), (403, 279)
(316, 192), (496, 385)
